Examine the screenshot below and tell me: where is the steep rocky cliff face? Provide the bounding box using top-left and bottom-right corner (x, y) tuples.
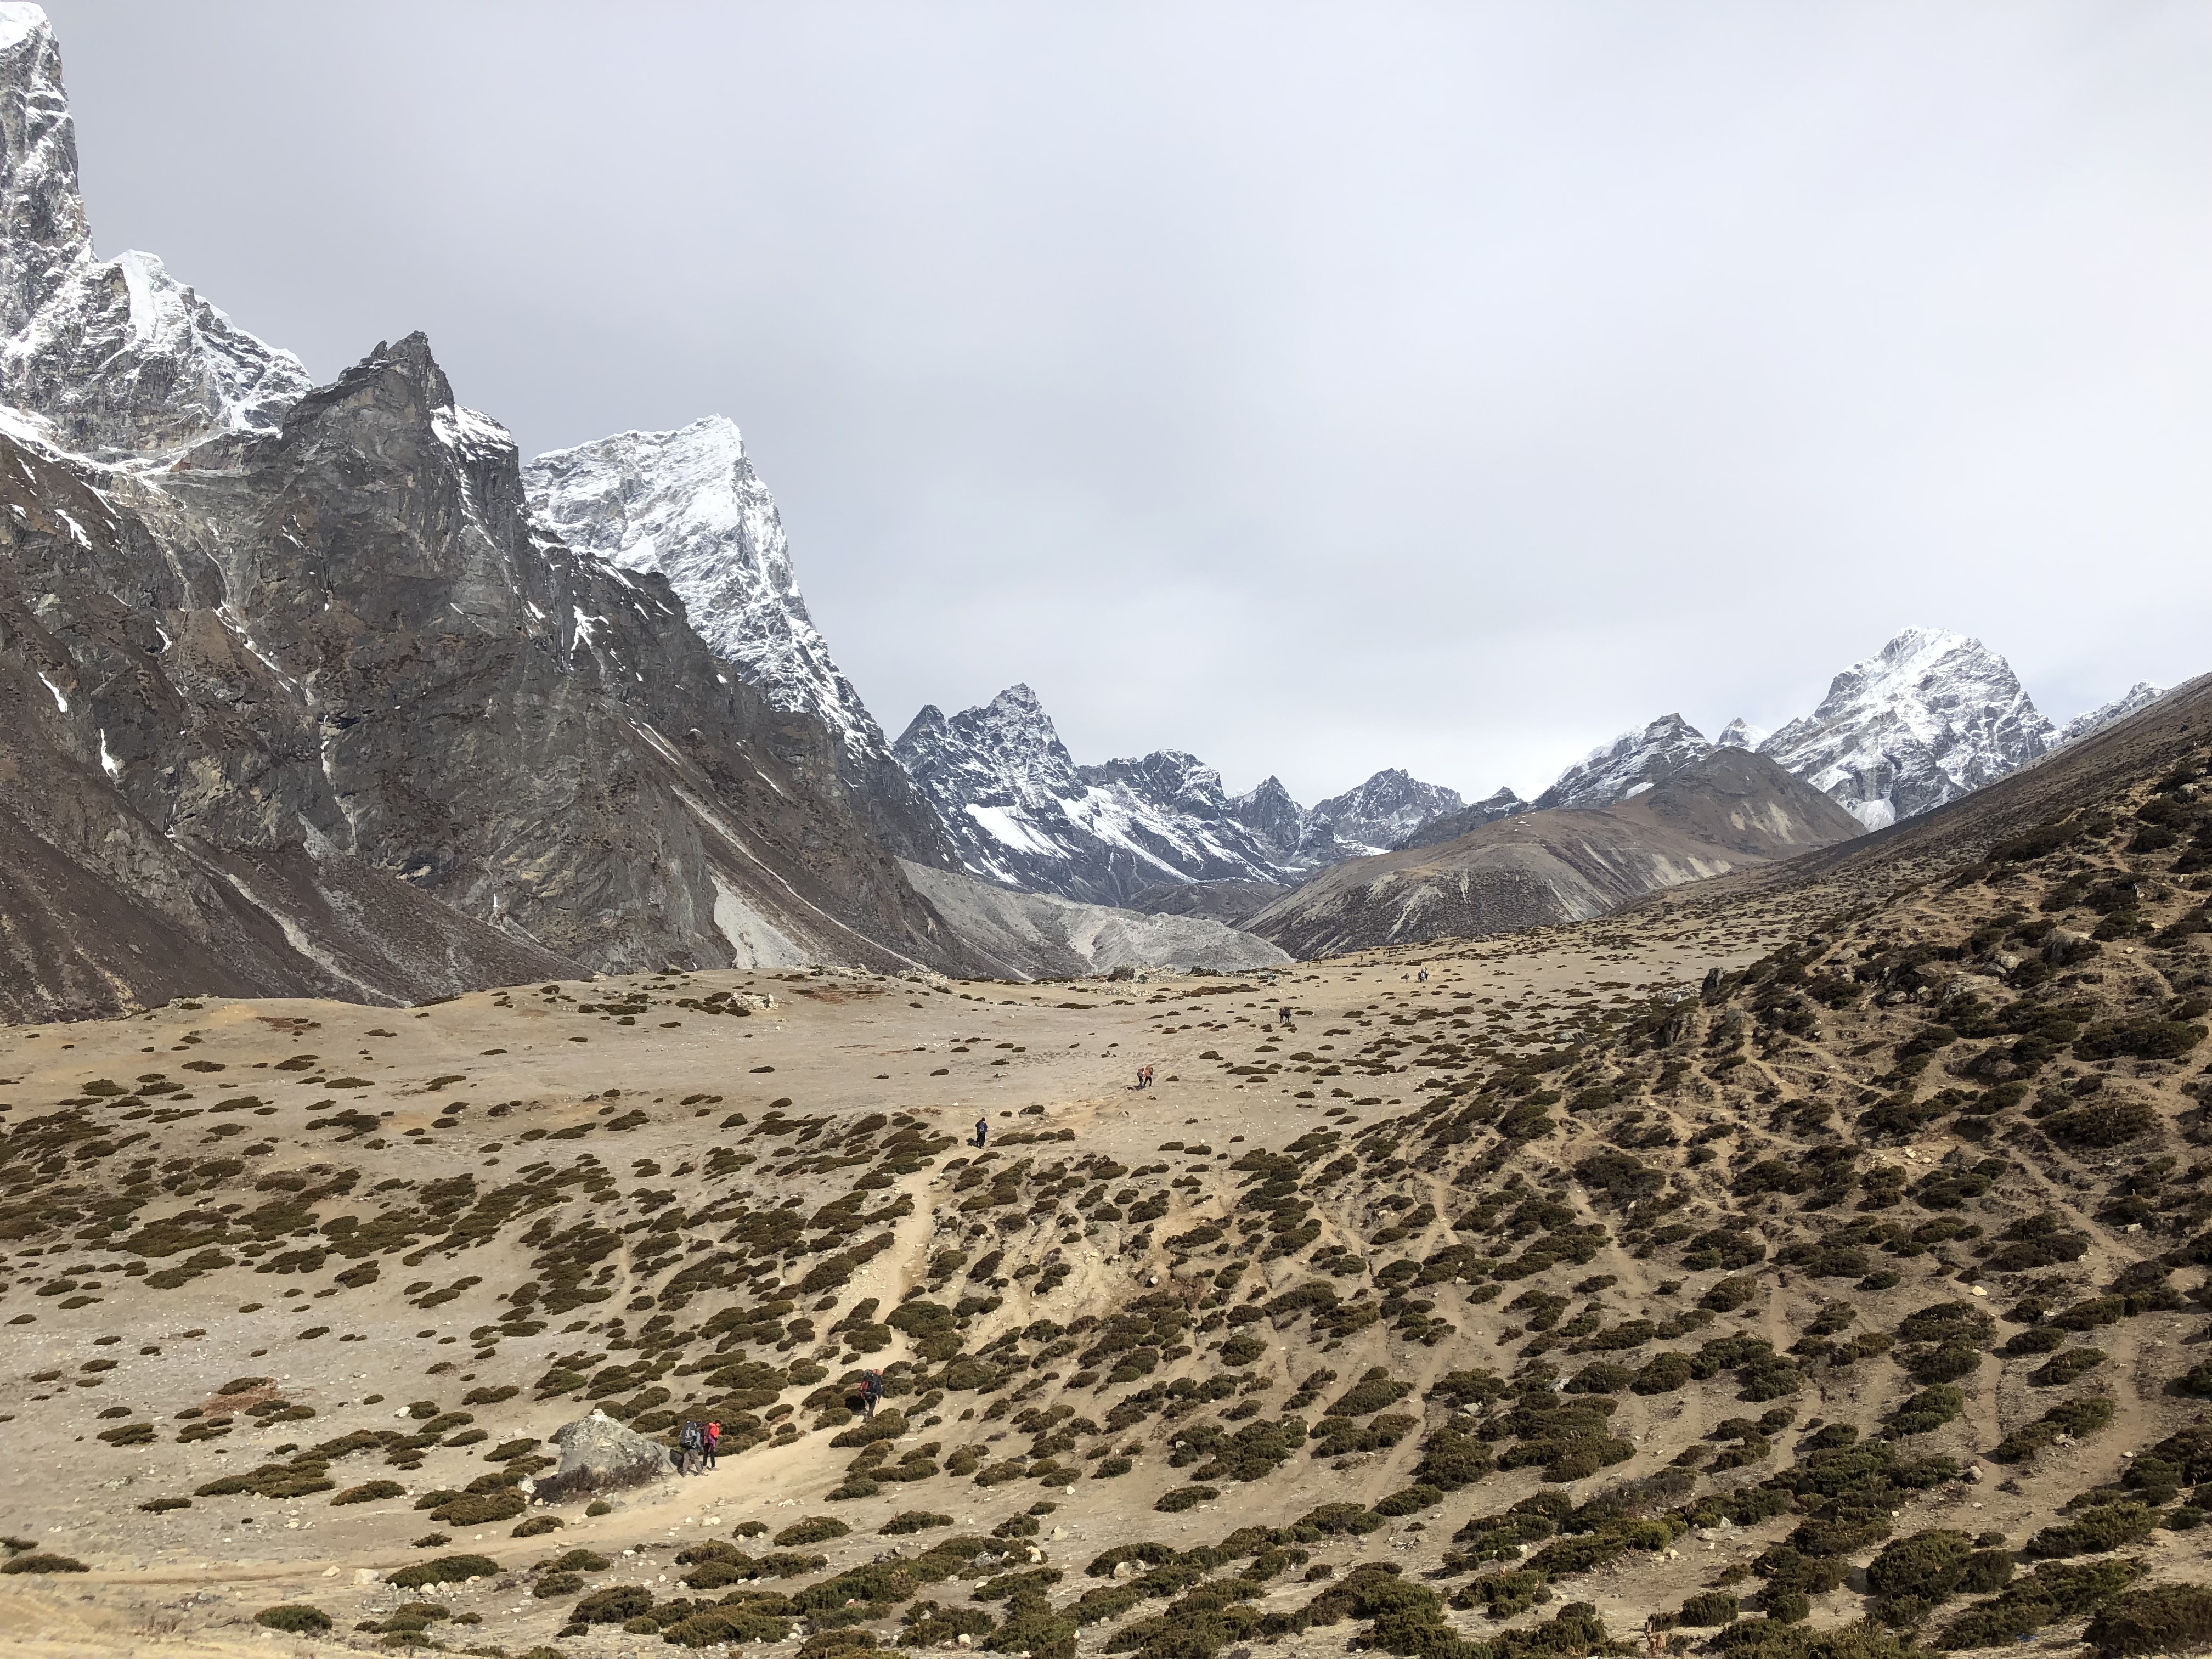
(0, 7), (985, 1017)
(523, 418), (955, 866)
(1393, 786), (1530, 851)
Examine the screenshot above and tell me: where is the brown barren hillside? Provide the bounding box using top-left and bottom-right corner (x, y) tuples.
(1248, 751), (1863, 958)
(3, 691), (2212, 1659)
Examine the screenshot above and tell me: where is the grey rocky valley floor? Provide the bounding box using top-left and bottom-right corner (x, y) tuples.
(5, 719), (2212, 1659)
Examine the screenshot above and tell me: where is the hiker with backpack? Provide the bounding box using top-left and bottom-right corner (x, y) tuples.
(677, 1419), (706, 1476)
(973, 1115), (989, 1148)
(706, 1420), (721, 1470)
(860, 1369), (884, 1419)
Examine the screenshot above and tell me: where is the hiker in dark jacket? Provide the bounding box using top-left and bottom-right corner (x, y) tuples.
(974, 1115), (989, 1148)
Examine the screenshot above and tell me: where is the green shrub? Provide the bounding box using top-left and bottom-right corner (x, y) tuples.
(533, 1571), (584, 1598)
(1328, 1369), (1412, 1415)
(2073, 1019), (2205, 1062)
(882, 1510), (952, 1534)
(254, 1605), (332, 1633)
(1702, 1276), (1760, 1312)
(774, 1516), (850, 1547)
(512, 1515), (564, 1537)
(331, 1480), (406, 1505)
(386, 1554), (499, 1589)
(1867, 1531), (1972, 1601)
(2169, 1361), (2212, 1400)
(1220, 1330), (1267, 1366)
(2026, 1503), (2162, 1559)
(1155, 1485), (1219, 1513)
(1411, 1427), (1493, 1489)
(1372, 1485), (1442, 1517)
(1888, 1387), (1965, 1436)
(1935, 1557), (2146, 1649)
(2030, 1348), (2108, 1387)
(0, 1555), (88, 1574)
(428, 1489), (525, 1526)
(1450, 1567), (1550, 1620)
(2040, 1101), (2160, 1147)
(1565, 1363), (1633, 1394)
(1677, 1592), (1740, 1627)
(2084, 1583), (2212, 1658)
(573, 1584), (653, 1625)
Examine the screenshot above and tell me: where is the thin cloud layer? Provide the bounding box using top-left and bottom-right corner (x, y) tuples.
(46, 0), (2212, 801)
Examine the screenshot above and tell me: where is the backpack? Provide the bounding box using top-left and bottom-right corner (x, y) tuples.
(679, 1421), (704, 1451)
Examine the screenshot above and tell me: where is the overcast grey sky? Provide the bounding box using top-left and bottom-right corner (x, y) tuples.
(42, 2), (2212, 802)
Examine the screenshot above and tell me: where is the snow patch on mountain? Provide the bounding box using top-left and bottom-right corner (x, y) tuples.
(1757, 627), (2055, 830)
(2059, 682), (2165, 746)
(1717, 718), (1767, 750)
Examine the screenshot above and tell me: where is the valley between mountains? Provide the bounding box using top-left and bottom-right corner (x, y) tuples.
(5, 9), (2212, 1659)
(5, 679), (2212, 1659)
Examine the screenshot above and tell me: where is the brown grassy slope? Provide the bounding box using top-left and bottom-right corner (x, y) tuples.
(1248, 750), (1863, 957)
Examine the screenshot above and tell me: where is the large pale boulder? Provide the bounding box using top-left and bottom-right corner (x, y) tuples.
(544, 1410), (671, 1496)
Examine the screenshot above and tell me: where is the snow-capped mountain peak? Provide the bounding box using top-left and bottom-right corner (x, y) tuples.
(1757, 627), (2055, 830)
(0, 7), (308, 455)
(1716, 718), (1767, 750)
(1534, 714), (1712, 811)
(1307, 768), (1465, 854)
(523, 416), (883, 761)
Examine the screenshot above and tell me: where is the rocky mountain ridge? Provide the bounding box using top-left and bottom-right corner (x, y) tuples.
(891, 683), (1469, 905)
(0, 5), (1001, 1018)
(1532, 629), (2165, 837)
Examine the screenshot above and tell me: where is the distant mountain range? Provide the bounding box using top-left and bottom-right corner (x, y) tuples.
(891, 631), (2163, 912)
(890, 686), (1466, 906)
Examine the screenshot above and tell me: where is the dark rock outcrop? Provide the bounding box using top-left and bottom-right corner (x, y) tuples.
(0, 7), (991, 1019)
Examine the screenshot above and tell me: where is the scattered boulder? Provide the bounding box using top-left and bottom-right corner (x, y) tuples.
(537, 1411), (672, 1503)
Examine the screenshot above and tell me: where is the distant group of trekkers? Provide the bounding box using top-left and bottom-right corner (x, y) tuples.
(675, 1418), (721, 1475)
(676, 1369), (885, 1473)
